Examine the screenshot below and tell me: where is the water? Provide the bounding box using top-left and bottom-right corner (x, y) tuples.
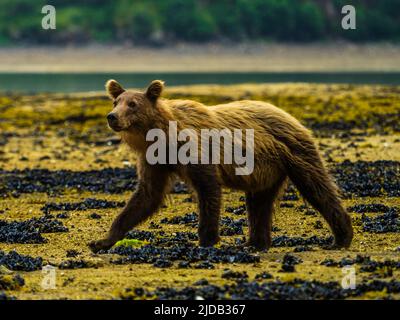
(0, 72), (399, 94)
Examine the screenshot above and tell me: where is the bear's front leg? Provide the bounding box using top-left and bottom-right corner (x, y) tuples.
(186, 164), (221, 247)
(89, 164), (169, 253)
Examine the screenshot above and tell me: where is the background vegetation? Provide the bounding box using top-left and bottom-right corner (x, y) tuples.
(0, 0), (398, 45)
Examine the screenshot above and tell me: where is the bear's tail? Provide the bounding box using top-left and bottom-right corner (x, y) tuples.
(278, 134), (353, 248)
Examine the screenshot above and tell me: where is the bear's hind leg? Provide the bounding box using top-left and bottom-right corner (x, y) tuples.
(245, 177), (286, 251)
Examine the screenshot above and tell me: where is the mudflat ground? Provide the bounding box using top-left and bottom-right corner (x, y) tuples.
(0, 83), (399, 300)
(0, 43), (400, 72)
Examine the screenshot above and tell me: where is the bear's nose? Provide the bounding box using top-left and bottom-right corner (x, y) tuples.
(107, 113), (118, 123)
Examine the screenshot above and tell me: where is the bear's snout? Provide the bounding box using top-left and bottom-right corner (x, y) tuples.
(107, 112), (121, 131)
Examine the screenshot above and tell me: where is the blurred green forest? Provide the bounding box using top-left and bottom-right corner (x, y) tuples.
(0, 0), (399, 45)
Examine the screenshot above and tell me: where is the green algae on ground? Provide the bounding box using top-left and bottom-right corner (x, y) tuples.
(1, 84), (399, 135)
(115, 239), (149, 248)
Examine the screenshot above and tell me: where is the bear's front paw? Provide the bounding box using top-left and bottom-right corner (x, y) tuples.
(88, 239), (114, 253)
(199, 236), (220, 248)
(244, 240), (270, 252)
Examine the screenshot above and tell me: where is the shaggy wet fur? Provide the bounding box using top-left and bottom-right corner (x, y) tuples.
(88, 80), (353, 253)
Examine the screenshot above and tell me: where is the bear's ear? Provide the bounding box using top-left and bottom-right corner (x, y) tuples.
(146, 80), (164, 102)
(105, 79), (125, 99)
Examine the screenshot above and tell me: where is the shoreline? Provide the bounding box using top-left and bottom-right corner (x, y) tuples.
(0, 43), (399, 73)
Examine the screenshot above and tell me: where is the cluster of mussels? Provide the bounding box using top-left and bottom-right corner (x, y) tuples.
(109, 242), (260, 269)
(332, 160), (400, 198)
(321, 255), (400, 272)
(348, 203), (399, 233)
(41, 198), (125, 214)
(0, 250), (43, 272)
(120, 277), (400, 300)
(1, 160), (399, 199)
(0, 215), (68, 244)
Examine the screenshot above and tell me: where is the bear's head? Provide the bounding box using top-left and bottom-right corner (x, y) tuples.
(105, 79), (164, 133)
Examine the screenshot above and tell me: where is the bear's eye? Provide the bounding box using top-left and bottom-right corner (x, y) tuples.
(112, 100), (117, 108)
(128, 101), (136, 108)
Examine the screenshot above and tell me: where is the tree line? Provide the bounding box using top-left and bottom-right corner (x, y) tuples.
(0, 0), (398, 45)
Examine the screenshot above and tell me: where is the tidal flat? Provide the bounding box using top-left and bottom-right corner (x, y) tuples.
(0, 83), (399, 300)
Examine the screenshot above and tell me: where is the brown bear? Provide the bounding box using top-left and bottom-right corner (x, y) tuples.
(88, 79), (353, 253)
